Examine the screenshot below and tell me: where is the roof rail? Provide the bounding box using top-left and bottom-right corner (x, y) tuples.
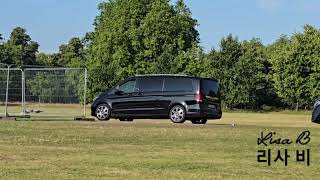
(135, 74), (189, 77)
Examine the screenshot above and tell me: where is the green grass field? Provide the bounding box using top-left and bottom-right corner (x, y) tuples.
(0, 111), (320, 179)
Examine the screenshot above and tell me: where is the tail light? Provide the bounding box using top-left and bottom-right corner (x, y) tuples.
(197, 91), (204, 103)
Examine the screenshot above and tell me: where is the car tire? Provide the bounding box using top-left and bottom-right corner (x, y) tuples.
(126, 118), (134, 122)
(191, 118), (207, 124)
(95, 103), (111, 121)
(169, 105), (186, 123)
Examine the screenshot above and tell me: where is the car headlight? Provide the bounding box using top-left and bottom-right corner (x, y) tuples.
(93, 96), (99, 102)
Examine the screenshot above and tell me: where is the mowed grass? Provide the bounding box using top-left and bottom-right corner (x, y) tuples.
(0, 112), (320, 179)
(1, 103), (87, 117)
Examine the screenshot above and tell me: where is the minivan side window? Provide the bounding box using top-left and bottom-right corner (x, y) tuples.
(118, 80), (136, 93)
(163, 77), (193, 92)
(138, 77), (163, 92)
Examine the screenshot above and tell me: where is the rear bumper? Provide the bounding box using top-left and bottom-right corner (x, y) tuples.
(186, 109), (222, 119)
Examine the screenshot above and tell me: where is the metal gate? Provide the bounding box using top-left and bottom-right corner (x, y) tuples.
(0, 65), (8, 116)
(23, 68), (87, 118)
(0, 64), (87, 119)
(7, 68), (23, 116)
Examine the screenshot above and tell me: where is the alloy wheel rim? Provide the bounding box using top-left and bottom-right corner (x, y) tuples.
(96, 105), (109, 120)
(170, 107), (184, 122)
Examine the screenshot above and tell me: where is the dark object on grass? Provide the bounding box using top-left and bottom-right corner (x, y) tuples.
(34, 110), (43, 114)
(312, 101), (320, 123)
(74, 116), (95, 121)
(25, 109), (43, 114)
(0, 116), (16, 121)
(119, 118), (133, 122)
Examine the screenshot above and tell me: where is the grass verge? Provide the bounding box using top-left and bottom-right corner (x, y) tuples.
(0, 112), (319, 179)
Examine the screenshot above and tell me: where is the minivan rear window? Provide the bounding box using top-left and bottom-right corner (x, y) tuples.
(164, 77), (193, 92)
(201, 79), (219, 97)
(139, 77), (163, 92)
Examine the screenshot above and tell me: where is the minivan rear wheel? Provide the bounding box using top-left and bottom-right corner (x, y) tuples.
(95, 104), (111, 121)
(169, 105), (186, 123)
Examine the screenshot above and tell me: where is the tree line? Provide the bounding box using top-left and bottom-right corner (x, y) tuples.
(0, 0), (319, 110)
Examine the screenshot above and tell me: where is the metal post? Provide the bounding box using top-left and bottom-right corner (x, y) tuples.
(5, 64), (13, 117)
(83, 68), (87, 117)
(22, 70), (25, 116)
(0, 63), (8, 117)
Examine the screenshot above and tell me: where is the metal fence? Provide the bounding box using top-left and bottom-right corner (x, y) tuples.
(0, 64), (87, 119)
(0, 63), (8, 116)
(7, 68), (23, 116)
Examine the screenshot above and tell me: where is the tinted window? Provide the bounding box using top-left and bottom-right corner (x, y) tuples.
(201, 79), (219, 97)
(138, 77), (163, 92)
(164, 77), (193, 92)
(118, 80), (136, 93)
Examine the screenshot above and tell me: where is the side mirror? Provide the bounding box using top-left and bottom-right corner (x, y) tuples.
(115, 89), (124, 95)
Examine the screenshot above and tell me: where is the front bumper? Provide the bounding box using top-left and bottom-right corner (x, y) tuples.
(312, 105), (320, 123)
(90, 100), (100, 116)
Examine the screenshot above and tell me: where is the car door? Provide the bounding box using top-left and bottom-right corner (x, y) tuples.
(160, 77), (195, 114)
(133, 76), (164, 116)
(111, 79), (140, 116)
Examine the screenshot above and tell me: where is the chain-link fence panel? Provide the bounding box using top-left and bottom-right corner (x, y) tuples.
(7, 68), (23, 116)
(0, 64), (8, 116)
(24, 68), (87, 118)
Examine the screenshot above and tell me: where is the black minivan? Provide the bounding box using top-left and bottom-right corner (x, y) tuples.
(91, 74), (222, 124)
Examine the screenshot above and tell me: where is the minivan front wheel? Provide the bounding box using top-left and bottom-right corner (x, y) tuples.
(95, 104), (111, 121)
(169, 105), (186, 123)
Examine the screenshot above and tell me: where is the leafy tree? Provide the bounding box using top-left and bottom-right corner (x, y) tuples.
(2, 27), (39, 66)
(269, 25), (320, 110)
(234, 39), (266, 108)
(206, 35), (242, 108)
(0, 34), (10, 65)
(31, 36), (85, 68)
(182, 43), (207, 77)
(56, 37), (87, 103)
(57, 37), (86, 67)
(87, 0), (199, 98)
(36, 53), (59, 67)
(205, 35), (270, 109)
(0, 34), (4, 64)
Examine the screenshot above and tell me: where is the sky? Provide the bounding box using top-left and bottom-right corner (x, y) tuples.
(1, 0), (319, 53)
